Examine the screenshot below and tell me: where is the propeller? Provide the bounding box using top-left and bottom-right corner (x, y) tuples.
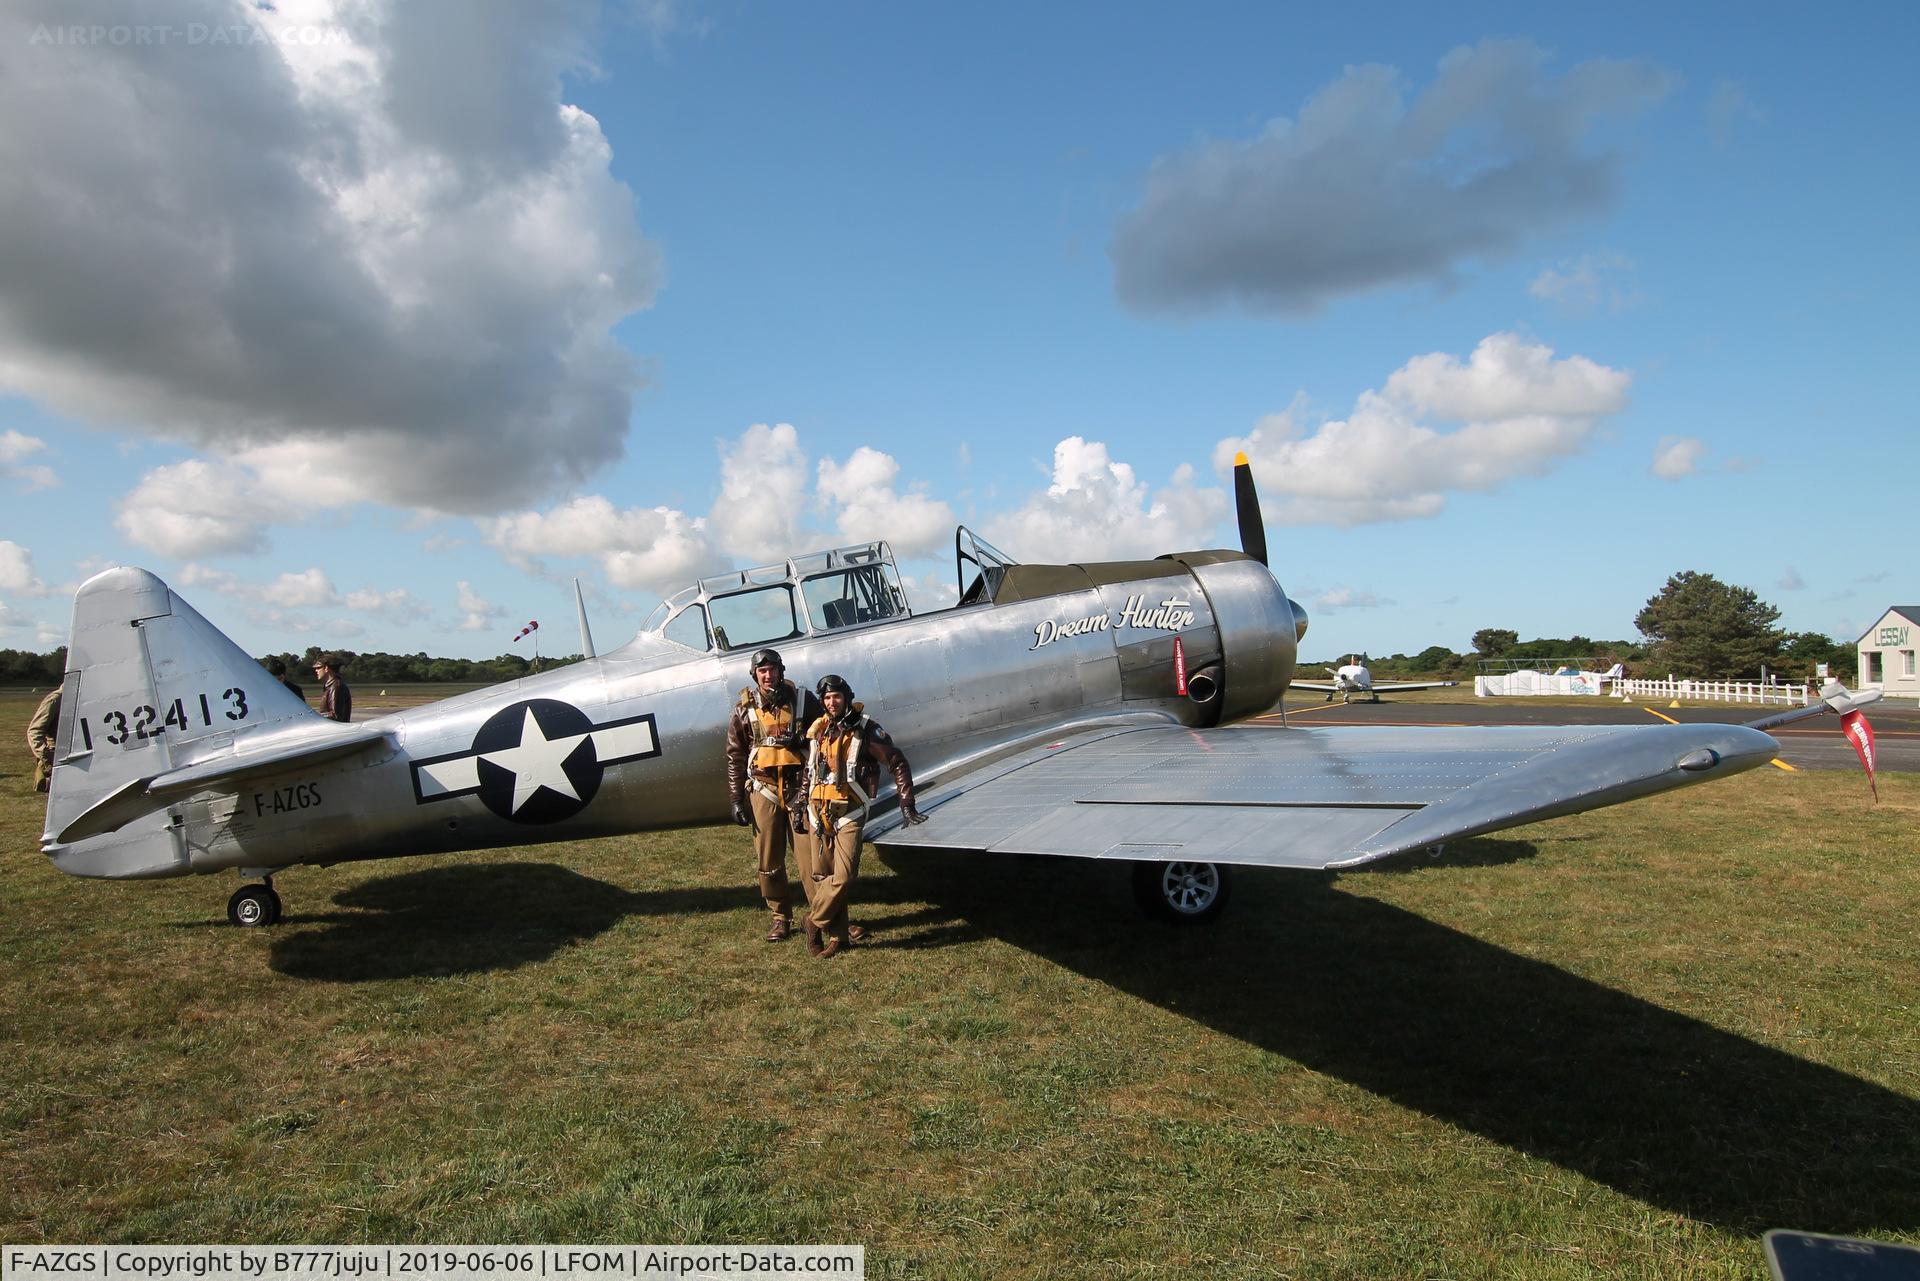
(1234, 451), (1308, 644)
(1232, 450), (1268, 566)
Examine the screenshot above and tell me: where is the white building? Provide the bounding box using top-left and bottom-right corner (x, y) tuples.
(1857, 605), (1920, 699)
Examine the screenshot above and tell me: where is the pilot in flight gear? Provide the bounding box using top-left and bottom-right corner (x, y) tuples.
(724, 647), (824, 941)
(802, 673), (927, 958)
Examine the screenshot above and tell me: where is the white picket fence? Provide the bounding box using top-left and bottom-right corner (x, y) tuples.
(1615, 677), (1807, 706)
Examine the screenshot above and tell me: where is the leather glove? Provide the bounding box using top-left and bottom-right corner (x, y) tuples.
(730, 798), (751, 827)
(902, 807), (928, 826)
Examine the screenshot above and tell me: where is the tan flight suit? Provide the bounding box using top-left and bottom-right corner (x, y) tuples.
(27, 685), (61, 793)
(725, 679), (824, 925)
(804, 705), (918, 944)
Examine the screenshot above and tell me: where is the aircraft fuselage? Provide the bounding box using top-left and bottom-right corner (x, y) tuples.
(46, 554), (1297, 880)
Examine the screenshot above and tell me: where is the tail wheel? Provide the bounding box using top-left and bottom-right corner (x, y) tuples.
(227, 883), (283, 928)
(1132, 860), (1231, 925)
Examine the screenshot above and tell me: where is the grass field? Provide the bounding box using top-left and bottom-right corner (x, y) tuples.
(2, 691), (1916, 1278)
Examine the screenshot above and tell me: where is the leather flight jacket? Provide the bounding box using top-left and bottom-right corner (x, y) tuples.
(725, 679), (823, 815)
(805, 705), (916, 830)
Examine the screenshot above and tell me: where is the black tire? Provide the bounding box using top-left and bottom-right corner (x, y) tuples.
(1132, 860), (1231, 925)
(227, 884), (282, 928)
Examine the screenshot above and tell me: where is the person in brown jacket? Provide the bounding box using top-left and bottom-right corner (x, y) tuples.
(27, 682), (62, 793)
(311, 655), (352, 722)
(725, 647), (823, 941)
(803, 673), (926, 958)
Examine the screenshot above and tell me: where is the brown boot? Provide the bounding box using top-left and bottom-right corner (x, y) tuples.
(846, 923), (868, 944)
(819, 935), (846, 959)
(806, 921), (824, 956)
(765, 916), (791, 942)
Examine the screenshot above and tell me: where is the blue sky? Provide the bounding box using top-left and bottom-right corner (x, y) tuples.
(1, 1), (1914, 663)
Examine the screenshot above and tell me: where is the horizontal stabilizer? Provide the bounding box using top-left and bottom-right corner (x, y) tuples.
(53, 723), (389, 844)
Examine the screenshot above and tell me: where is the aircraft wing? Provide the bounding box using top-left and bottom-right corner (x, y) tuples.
(869, 721), (1776, 871)
(1370, 680), (1459, 693)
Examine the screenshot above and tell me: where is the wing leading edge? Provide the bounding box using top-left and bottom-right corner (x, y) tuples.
(870, 721), (1779, 870)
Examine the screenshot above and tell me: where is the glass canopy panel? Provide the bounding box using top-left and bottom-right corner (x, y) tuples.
(802, 563), (907, 632)
(708, 584), (803, 652)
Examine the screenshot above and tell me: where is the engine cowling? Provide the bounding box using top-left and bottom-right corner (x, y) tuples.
(1171, 553), (1299, 723)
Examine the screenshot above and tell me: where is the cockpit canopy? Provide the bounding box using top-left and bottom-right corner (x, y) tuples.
(639, 540), (914, 653)
(637, 527), (1058, 653)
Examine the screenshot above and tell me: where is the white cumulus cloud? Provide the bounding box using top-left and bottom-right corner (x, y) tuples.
(0, 540), (52, 596)
(706, 423), (815, 563)
(984, 439), (1228, 562)
(1651, 435), (1706, 479)
(114, 457), (286, 557)
(344, 587), (431, 622)
(817, 446), (956, 559)
(482, 494), (719, 595)
(1216, 333), (1631, 526)
(456, 580), (505, 632)
(0, 0), (662, 515)
(261, 569), (340, 610)
(480, 427), (964, 596)
(1112, 39), (1676, 315)
(0, 430), (56, 490)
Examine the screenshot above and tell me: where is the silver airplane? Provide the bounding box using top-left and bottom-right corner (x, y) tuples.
(39, 458), (1874, 927)
(1293, 656), (1458, 704)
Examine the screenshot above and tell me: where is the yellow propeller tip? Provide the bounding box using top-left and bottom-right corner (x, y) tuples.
(1233, 451), (1249, 467)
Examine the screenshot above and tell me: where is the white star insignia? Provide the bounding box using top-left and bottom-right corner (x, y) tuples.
(480, 708), (591, 815)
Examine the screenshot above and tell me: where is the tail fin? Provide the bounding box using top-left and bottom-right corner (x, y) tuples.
(45, 567), (311, 877)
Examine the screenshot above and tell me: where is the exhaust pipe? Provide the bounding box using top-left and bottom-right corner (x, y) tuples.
(1187, 664), (1222, 705)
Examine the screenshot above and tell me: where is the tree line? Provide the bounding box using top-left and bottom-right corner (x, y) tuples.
(4, 571), (1860, 686)
(1315, 571), (1854, 680)
(0, 646), (583, 687)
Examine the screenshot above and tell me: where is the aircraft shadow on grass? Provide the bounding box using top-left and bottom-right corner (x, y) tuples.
(261, 848), (1920, 1234)
(265, 862), (736, 982)
(875, 844), (1920, 1236)
(260, 860), (984, 980)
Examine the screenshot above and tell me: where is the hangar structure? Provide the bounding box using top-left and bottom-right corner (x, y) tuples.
(1857, 605), (1920, 700)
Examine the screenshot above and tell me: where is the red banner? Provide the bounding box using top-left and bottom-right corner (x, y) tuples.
(1841, 709), (1878, 801)
(1174, 636), (1187, 696)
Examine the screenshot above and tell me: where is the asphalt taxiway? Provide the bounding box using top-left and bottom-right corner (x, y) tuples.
(1251, 696), (1920, 773)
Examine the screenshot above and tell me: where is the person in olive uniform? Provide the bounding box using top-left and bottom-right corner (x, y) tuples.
(802, 674), (927, 957)
(27, 682), (62, 793)
(724, 648), (823, 941)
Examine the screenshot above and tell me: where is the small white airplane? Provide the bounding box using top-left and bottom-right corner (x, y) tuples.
(1293, 656), (1457, 704)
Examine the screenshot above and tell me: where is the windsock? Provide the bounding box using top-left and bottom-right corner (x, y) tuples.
(511, 620), (540, 644)
(1840, 709), (1878, 801)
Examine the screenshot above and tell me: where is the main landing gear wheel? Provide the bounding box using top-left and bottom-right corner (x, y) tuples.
(1132, 860), (1231, 925)
(227, 883), (283, 928)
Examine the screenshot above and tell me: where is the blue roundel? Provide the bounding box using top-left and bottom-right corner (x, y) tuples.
(470, 698), (602, 824)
